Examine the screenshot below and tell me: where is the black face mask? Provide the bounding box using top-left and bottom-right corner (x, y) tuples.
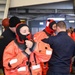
(19, 34), (29, 40)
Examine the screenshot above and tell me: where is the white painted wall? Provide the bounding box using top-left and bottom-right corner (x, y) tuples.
(10, 0), (68, 8)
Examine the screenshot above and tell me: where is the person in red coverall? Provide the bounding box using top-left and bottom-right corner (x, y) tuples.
(71, 29), (75, 41)
(3, 23), (35, 75)
(33, 19), (56, 75)
(69, 29), (75, 73)
(3, 22), (53, 75)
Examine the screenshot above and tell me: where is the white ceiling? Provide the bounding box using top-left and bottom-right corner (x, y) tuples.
(8, 0), (74, 21)
(10, 0), (68, 8)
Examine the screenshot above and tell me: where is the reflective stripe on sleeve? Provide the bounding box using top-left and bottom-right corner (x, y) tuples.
(46, 50), (52, 55)
(17, 67), (26, 71)
(32, 64), (40, 70)
(9, 59), (18, 64)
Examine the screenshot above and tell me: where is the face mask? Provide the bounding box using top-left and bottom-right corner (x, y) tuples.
(19, 34), (29, 40)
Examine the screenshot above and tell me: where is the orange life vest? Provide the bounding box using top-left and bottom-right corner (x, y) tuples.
(33, 31), (53, 75)
(30, 53), (42, 75)
(3, 40), (42, 75)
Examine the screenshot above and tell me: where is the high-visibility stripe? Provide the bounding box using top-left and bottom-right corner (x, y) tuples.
(17, 67), (26, 71)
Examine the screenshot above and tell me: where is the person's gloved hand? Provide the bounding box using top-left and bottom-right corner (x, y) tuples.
(25, 40), (33, 48)
(25, 48), (31, 55)
(25, 40), (36, 52)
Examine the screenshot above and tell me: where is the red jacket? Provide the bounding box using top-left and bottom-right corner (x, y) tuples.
(3, 40), (42, 75)
(33, 31), (53, 62)
(3, 41), (30, 75)
(33, 31), (53, 75)
(71, 32), (75, 41)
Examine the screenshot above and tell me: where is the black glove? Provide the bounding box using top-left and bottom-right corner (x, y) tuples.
(30, 41), (36, 52)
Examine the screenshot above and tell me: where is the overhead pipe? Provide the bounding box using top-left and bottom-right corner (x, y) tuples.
(3, 0), (10, 19)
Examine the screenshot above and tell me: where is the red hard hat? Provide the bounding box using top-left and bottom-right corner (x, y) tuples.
(2, 18), (9, 27)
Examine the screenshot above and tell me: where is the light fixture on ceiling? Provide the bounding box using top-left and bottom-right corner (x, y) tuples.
(69, 20), (75, 23)
(47, 18), (65, 21)
(39, 22), (44, 25)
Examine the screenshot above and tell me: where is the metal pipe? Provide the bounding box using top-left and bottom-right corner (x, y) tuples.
(3, 0), (10, 19)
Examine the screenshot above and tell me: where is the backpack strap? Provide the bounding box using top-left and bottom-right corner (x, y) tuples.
(33, 53), (37, 65)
